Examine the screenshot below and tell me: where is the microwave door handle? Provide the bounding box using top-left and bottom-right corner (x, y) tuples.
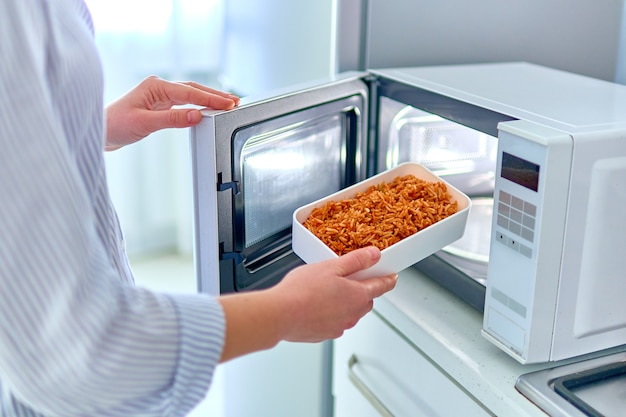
(347, 354), (394, 417)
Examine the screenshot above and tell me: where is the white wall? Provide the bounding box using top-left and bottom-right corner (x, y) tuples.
(338, 0), (626, 83)
(219, 0), (335, 96)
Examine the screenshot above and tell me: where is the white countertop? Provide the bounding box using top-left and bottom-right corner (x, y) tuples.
(375, 267), (551, 416)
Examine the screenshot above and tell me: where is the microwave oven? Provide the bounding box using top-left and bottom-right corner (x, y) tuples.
(190, 62), (626, 364)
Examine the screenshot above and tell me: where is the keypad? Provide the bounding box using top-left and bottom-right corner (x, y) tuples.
(495, 190), (536, 258)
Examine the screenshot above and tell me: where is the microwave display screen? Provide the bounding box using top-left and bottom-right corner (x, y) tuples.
(501, 152), (540, 191)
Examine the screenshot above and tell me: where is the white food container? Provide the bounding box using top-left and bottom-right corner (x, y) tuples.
(292, 162), (472, 280)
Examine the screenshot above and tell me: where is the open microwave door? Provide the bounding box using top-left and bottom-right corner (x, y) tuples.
(190, 73), (369, 295)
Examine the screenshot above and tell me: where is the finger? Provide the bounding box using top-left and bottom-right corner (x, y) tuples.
(360, 274), (398, 299)
(175, 81), (240, 108)
(182, 81), (241, 105)
(162, 81), (239, 110)
(331, 246), (381, 277)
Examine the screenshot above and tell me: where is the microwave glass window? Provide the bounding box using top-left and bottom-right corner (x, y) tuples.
(238, 115), (344, 248)
(500, 152), (540, 192)
(378, 97), (498, 197)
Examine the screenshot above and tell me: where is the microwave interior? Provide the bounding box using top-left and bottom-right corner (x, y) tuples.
(371, 76), (516, 311)
(376, 96), (498, 310)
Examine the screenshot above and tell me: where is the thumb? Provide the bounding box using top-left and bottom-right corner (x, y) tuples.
(359, 273), (398, 299)
(332, 246), (382, 277)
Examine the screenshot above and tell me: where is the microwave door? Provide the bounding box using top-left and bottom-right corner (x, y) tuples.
(190, 74), (369, 295)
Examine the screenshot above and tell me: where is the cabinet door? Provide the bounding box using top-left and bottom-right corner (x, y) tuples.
(333, 312), (493, 417)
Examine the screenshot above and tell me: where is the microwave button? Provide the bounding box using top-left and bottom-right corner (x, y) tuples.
(508, 295), (528, 318)
(499, 190), (512, 204)
(507, 236), (519, 251)
(511, 195), (525, 211)
(495, 230), (515, 250)
(523, 201), (537, 217)
(521, 227), (534, 242)
(497, 214), (509, 229)
(519, 244), (532, 259)
(510, 207), (523, 224)
(522, 214), (535, 229)
(508, 221), (522, 236)
(498, 202), (510, 217)
(490, 288), (527, 319)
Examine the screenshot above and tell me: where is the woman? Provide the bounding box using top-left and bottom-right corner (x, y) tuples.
(0, 1), (397, 416)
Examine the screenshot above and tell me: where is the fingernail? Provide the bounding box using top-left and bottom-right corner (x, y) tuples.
(366, 246), (379, 259)
(187, 110), (201, 123)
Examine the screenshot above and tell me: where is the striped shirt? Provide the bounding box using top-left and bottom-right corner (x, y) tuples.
(0, 1), (225, 416)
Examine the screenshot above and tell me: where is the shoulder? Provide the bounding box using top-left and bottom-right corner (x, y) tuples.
(0, 0), (93, 61)
(0, 0), (96, 90)
(0, 0), (94, 39)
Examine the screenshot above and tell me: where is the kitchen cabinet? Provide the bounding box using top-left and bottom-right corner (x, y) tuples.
(333, 267), (551, 417)
(333, 311), (492, 416)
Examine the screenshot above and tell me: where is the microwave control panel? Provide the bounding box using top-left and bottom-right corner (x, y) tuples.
(494, 187), (537, 259)
(483, 120), (573, 364)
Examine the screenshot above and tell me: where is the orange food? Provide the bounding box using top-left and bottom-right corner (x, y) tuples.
(303, 174), (458, 256)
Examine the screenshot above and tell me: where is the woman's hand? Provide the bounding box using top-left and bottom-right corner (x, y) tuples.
(275, 246), (398, 343)
(105, 76), (239, 151)
(217, 247), (398, 362)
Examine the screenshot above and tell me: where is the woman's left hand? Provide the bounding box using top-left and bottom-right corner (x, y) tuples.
(105, 76), (239, 151)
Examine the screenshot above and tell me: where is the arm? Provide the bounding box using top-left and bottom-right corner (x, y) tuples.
(105, 76), (240, 151)
(218, 247), (398, 362)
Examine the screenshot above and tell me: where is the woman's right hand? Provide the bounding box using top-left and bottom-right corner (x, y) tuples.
(217, 247), (398, 362)
(274, 246), (398, 343)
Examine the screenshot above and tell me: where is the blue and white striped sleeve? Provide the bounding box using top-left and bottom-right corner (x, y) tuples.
(0, 1), (225, 416)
